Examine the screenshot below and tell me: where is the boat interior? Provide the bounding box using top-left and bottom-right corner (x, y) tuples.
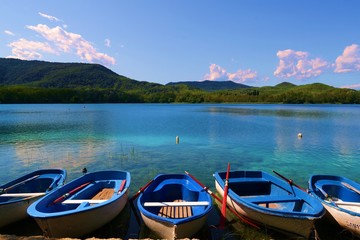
(7, 174), (59, 194)
(229, 178), (312, 212)
(39, 180), (116, 212)
(315, 180), (360, 203)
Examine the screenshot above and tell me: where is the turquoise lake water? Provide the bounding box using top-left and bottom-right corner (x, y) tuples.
(0, 104), (359, 194)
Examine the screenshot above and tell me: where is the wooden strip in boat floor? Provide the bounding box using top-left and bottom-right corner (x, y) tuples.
(166, 206), (171, 218)
(158, 206), (165, 217)
(186, 205), (192, 217)
(178, 202), (183, 218)
(157, 199), (193, 219)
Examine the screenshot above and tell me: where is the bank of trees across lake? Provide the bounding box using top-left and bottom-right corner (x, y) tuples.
(1, 84), (359, 104)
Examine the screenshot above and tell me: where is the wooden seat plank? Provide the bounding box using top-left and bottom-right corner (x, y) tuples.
(92, 188), (114, 200)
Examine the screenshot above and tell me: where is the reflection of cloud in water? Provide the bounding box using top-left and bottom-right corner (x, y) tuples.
(14, 140), (114, 173)
(14, 142), (46, 167)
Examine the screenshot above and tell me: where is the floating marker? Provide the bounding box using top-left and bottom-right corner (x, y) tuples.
(176, 136), (179, 144)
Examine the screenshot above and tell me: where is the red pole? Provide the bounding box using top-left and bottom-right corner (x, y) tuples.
(129, 179), (154, 226)
(51, 182), (91, 205)
(273, 171), (307, 192)
(118, 179), (126, 194)
(130, 179), (154, 201)
(220, 163), (230, 229)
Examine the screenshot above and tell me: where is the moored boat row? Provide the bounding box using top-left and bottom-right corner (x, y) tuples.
(1, 168), (360, 239)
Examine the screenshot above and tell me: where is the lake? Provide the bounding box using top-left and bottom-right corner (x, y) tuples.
(0, 104), (359, 193)
(1, 103), (360, 239)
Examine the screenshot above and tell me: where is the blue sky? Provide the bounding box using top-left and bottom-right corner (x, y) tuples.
(1, 1), (360, 89)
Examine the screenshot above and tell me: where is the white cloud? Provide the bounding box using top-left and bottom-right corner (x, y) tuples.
(7, 38), (56, 59)
(38, 12), (61, 22)
(203, 64), (228, 81)
(104, 39), (111, 47)
(228, 69), (258, 83)
(335, 44), (360, 73)
(203, 63), (257, 83)
(9, 24), (116, 66)
(4, 30), (15, 36)
(274, 49), (329, 80)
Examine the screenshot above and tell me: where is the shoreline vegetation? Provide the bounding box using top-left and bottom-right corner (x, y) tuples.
(1, 83), (359, 104)
(1, 58), (360, 104)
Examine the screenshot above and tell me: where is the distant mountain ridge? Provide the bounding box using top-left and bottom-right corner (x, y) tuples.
(274, 82), (297, 88)
(166, 80), (252, 91)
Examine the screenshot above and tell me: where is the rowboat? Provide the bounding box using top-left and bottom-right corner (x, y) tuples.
(214, 170), (325, 238)
(0, 169), (66, 228)
(27, 170), (130, 238)
(137, 174), (212, 239)
(309, 174), (360, 237)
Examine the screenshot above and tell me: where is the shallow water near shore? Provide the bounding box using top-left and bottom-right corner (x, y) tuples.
(0, 103), (359, 239)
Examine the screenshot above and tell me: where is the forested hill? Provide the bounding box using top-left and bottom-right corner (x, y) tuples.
(0, 58), (359, 104)
(166, 80), (252, 91)
(0, 58), (160, 89)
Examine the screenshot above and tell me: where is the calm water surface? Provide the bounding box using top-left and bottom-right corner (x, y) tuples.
(0, 104), (359, 193)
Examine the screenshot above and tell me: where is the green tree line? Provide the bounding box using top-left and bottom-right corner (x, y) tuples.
(1, 85), (359, 104)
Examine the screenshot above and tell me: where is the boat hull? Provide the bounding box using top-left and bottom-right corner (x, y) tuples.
(33, 190), (128, 238)
(140, 210), (208, 239)
(0, 197), (39, 227)
(215, 180), (316, 238)
(137, 174), (212, 239)
(214, 170), (324, 239)
(309, 175), (360, 237)
(0, 169), (66, 228)
(323, 203), (360, 236)
(27, 170), (130, 238)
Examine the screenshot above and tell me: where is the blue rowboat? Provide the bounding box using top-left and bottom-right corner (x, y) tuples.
(0, 169), (66, 228)
(137, 174), (212, 239)
(27, 170), (130, 238)
(214, 170), (324, 238)
(309, 175), (360, 237)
